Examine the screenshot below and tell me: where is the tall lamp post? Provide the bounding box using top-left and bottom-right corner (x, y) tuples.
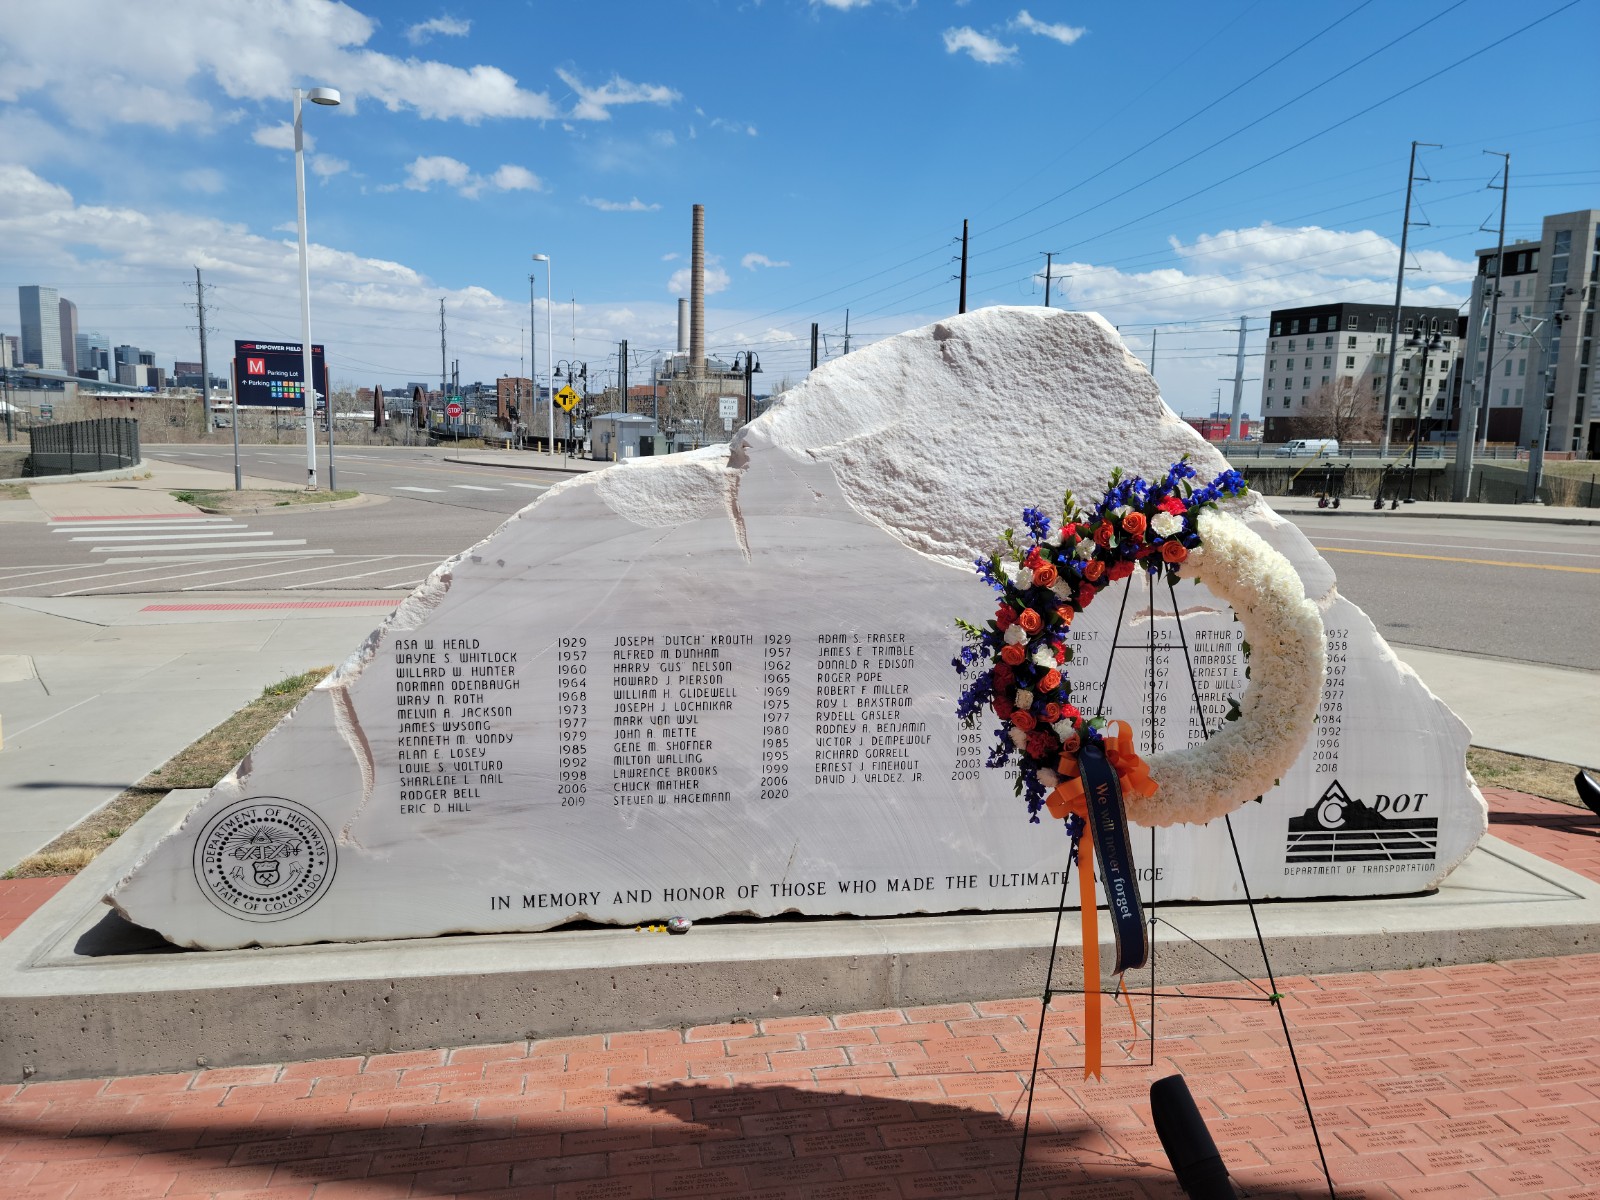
(1404, 320), (1443, 502)
(293, 85), (340, 489)
(532, 253), (553, 454)
(731, 351), (761, 425)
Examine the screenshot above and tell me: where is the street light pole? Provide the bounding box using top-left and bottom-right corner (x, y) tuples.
(292, 85), (340, 489)
(533, 254), (553, 454)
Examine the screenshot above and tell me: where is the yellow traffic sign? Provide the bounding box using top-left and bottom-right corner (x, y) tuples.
(554, 385), (581, 413)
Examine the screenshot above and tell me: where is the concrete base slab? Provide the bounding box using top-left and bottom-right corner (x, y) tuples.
(4, 790), (1598, 1082)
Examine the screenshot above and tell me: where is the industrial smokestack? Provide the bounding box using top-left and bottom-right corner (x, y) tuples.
(690, 204), (705, 378)
(677, 298), (690, 354)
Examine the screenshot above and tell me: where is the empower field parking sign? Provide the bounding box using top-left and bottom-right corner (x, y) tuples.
(234, 340), (328, 408)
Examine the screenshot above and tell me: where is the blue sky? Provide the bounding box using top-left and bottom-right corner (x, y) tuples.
(1, 0), (1596, 412)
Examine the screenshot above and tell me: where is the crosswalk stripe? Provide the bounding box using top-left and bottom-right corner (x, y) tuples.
(452, 485), (502, 491)
(394, 486), (445, 493)
(103, 548), (335, 564)
(52, 520), (236, 531)
(73, 532), (272, 542)
(504, 482), (550, 490)
(93, 539), (308, 554)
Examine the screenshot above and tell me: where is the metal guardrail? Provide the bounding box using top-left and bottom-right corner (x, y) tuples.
(25, 417), (140, 476)
(1225, 443), (1536, 462)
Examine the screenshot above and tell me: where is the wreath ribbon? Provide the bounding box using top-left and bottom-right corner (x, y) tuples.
(1044, 721), (1152, 1078)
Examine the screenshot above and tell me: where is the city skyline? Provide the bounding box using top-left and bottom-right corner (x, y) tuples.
(1, 0), (1596, 413)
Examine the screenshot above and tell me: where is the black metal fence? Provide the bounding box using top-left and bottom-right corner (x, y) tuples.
(26, 418), (141, 476)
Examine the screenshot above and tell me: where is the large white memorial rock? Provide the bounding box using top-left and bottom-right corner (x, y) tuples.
(110, 308), (1487, 949)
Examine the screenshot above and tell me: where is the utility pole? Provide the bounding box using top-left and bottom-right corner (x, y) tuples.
(843, 310), (851, 356)
(1380, 140), (1439, 458)
(619, 340), (629, 414)
(810, 323), (819, 371)
(1041, 252), (1055, 308)
(192, 266), (213, 442)
(1455, 153), (1510, 503)
(1148, 328), (1158, 376)
(958, 219), (969, 314)
(438, 299), (447, 415)
(1228, 316), (1249, 440)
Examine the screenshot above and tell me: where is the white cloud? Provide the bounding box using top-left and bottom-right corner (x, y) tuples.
(943, 27), (1017, 65)
(709, 116), (758, 136)
(311, 154), (350, 179)
(406, 14), (470, 44)
(401, 155), (540, 198)
(812, 0), (872, 8)
(252, 121), (304, 152)
(661, 252), (679, 261)
(556, 68), (680, 122)
(1171, 223), (1472, 282)
(181, 167), (226, 194)
(741, 253), (790, 271)
(0, 0), (556, 129)
(585, 196), (661, 212)
(1012, 10), (1086, 45)
(489, 164), (540, 192)
(668, 262), (731, 296)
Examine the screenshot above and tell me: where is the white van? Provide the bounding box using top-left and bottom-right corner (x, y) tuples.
(1275, 438), (1339, 457)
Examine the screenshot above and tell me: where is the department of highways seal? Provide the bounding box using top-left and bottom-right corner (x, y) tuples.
(192, 797), (336, 922)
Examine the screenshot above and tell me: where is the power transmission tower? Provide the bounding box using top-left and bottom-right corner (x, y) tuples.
(1227, 316), (1251, 440)
(810, 323), (819, 371)
(1455, 152), (1511, 499)
(1041, 252), (1055, 308)
(843, 310), (851, 356)
(1148, 328), (1158, 376)
(1379, 141), (1439, 457)
(958, 220), (969, 314)
(188, 267), (214, 441)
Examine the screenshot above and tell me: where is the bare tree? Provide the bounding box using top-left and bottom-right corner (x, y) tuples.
(1299, 377), (1381, 445)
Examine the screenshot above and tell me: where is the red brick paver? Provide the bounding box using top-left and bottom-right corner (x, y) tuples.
(1, 788), (1597, 1197)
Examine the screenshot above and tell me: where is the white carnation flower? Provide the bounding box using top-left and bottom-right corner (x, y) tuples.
(1004, 623), (1028, 645)
(1037, 767), (1060, 788)
(1014, 689), (1034, 710)
(1051, 579), (1075, 598)
(1031, 646), (1056, 667)
(1052, 719), (1075, 739)
(1112, 505), (1131, 519)
(1009, 728), (1029, 750)
(1044, 529), (1063, 547)
(1013, 567), (1035, 589)
(1151, 511), (1183, 538)
(1073, 540), (1095, 560)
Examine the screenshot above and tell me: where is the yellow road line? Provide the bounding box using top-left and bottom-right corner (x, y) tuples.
(1313, 545), (1600, 574)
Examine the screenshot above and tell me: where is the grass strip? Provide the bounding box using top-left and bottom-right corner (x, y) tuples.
(171, 488), (357, 512)
(5, 667), (331, 879)
(1466, 745), (1595, 807)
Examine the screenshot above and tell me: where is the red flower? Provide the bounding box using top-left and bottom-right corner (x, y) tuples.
(1107, 560), (1136, 582)
(1044, 701), (1062, 723)
(1158, 496), (1185, 514)
(993, 662), (1014, 688)
(1026, 729), (1059, 761)
(1078, 584), (1097, 608)
(1053, 642), (1066, 664)
(1121, 512), (1147, 538)
(1060, 703), (1082, 723)
(994, 698), (1014, 719)
(995, 606), (1016, 630)
(1012, 709), (1037, 732)
(1161, 541), (1189, 563)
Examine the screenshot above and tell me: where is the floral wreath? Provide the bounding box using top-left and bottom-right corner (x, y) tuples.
(955, 459), (1326, 830)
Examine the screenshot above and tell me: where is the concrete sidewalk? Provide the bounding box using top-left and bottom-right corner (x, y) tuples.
(0, 593), (399, 871)
(16, 454), (295, 522)
(1268, 492), (1600, 526)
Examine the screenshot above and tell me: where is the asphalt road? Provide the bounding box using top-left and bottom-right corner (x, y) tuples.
(1283, 512), (1600, 671)
(3, 447), (1597, 672)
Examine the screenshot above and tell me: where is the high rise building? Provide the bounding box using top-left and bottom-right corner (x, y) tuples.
(58, 296), (78, 375)
(76, 331), (111, 379)
(18, 285), (63, 371)
(1259, 302), (1465, 444)
(1463, 209), (1599, 456)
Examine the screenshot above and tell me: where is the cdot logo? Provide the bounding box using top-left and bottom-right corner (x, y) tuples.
(1285, 779), (1438, 863)
(246, 357), (266, 375)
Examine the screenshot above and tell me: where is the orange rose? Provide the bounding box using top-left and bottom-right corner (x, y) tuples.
(1057, 606), (1075, 626)
(1044, 701), (1062, 722)
(1161, 541), (1188, 563)
(1040, 669), (1062, 692)
(1018, 608), (1042, 634)
(1000, 644), (1026, 666)
(1011, 709), (1036, 732)
(1122, 512), (1147, 537)
(1082, 559), (1106, 582)
(1093, 522), (1114, 547)
(1033, 562), (1058, 588)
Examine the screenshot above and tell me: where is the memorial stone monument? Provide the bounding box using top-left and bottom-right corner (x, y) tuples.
(110, 308), (1487, 950)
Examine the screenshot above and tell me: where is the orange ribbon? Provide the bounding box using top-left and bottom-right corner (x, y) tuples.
(1044, 720), (1153, 1080)
(1043, 719), (1157, 822)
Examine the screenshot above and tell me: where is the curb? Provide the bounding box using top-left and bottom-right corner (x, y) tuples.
(15, 463), (152, 485)
(443, 455), (608, 476)
(1279, 505), (1600, 528)
(191, 491), (387, 517)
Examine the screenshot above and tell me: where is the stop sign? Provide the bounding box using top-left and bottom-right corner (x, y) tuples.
(447, 402), (463, 418)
